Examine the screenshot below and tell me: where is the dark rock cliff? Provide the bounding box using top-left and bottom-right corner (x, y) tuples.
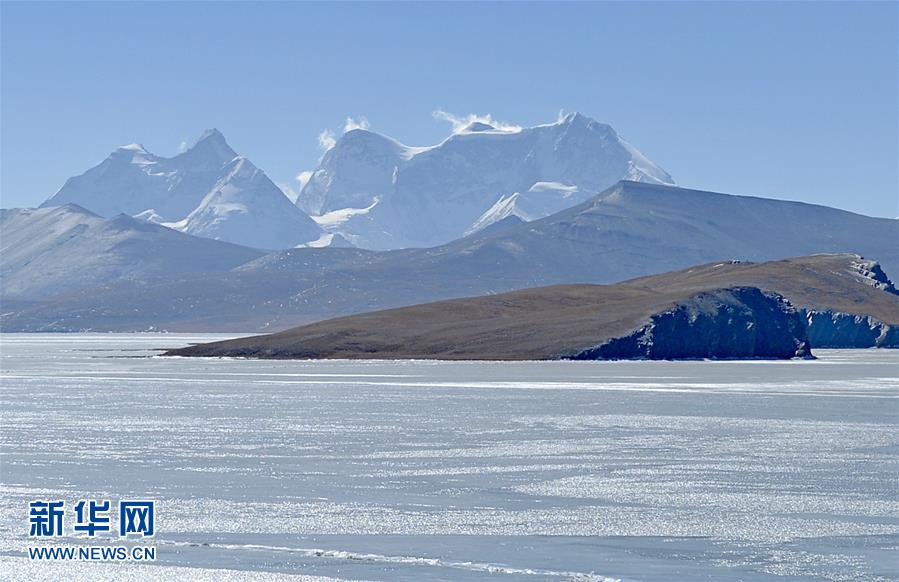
(569, 287), (811, 360)
(805, 310), (899, 348)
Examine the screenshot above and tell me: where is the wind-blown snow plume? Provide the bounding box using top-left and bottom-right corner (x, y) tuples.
(317, 117), (370, 152)
(432, 109), (522, 133)
(279, 182), (301, 203)
(344, 116), (370, 132)
(285, 170), (315, 203)
(318, 129), (337, 151)
(296, 170), (314, 190)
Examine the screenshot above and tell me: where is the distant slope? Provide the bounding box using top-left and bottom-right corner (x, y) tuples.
(40, 129), (322, 249)
(3, 181), (897, 332)
(429, 180), (899, 285)
(0, 205), (264, 298)
(166, 286), (811, 361)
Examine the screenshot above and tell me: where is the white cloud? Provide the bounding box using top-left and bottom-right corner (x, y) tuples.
(281, 171), (315, 204)
(318, 129), (336, 151)
(432, 109), (522, 134)
(178, 141), (189, 153)
(278, 182), (300, 203)
(316, 116), (370, 153)
(343, 116), (370, 133)
(296, 170), (314, 190)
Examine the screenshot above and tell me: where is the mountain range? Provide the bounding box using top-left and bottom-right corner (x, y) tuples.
(38, 113), (674, 252)
(4, 181), (897, 336)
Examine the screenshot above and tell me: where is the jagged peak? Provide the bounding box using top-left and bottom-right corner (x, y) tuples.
(194, 128), (226, 145)
(561, 111), (588, 124)
(182, 128), (237, 162)
(557, 111), (615, 134)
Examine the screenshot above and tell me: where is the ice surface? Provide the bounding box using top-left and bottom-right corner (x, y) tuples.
(1, 334), (897, 580)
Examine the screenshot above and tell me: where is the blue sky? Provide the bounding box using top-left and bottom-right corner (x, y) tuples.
(2, 1), (897, 217)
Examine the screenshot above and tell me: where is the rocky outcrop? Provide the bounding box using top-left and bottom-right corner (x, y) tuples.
(569, 288), (811, 360)
(621, 253), (899, 350)
(798, 256), (898, 347)
(804, 310), (899, 348)
(850, 257), (898, 295)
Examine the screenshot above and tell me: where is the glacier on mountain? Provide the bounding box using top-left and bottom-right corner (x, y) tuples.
(297, 112), (674, 249)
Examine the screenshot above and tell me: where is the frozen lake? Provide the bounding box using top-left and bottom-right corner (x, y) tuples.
(1, 334), (897, 581)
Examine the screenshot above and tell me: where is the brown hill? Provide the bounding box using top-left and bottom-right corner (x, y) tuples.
(166, 285), (809, 361)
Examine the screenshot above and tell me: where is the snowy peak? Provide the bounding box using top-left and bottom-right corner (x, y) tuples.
(167, 155), (323, 250)
(334, 128), (409, 159)
(40, 129), (321, 249)
(180, 128), (238, 165)
(297, 112), (675, 249)
(196, 127), (227, 144)
(298, 129), (409, 216)
(557, 111), (606, 130)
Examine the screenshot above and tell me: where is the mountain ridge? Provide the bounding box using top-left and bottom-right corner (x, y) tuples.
(0, 204), (264, 299)
(3, 181), (896, 333)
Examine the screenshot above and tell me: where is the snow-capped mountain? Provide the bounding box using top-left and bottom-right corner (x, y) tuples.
(0, 204), (263, 298)
(297, 112), (674, 249)
(41, 130), (322, 249)
(163, 156), (323, 250)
